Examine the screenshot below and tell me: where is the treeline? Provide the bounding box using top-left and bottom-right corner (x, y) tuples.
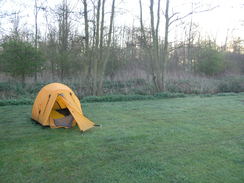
(0, 0), (243, 97)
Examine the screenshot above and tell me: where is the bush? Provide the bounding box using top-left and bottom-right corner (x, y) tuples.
(154, 92), (186, 98)
(215, 92), (237, 96)
(166, 78), (218, 94)
(26, 82), (47, 94)
(195, 47), (226, 76)
(0, 75), (244, 102)
(1, 39), (44, 85)
(0, 92), (186, 106)
(103, 79), (147, 89)
(0, 98), (33, 106)
(81, 94), (154, 103)
(0, 82), (47, 99)
(81, 93), (185, 103)
(218, 77), (244, 92)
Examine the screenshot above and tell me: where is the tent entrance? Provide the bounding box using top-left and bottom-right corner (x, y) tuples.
(50, 96), (75, 128)
(49, 94), (94, 131)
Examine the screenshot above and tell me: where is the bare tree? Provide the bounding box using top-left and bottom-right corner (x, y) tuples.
(83, 0), (89, 54)
(161, 0), (218, 88)
(96, 0), (116, 95)
(82, 0), (116, 95)
(57, 0), (71, 81)
(92, 0), (101, 95)
(82, 0), (92, 85)
(34, 0), (39, 81)
(139, 0), (163, 91)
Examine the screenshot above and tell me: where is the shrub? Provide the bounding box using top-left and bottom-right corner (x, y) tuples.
(103, 79), (147, 90)
(154, 92), (186, 98)
(81, 94), (154, 103)
(195, 47), (226, 76)
(166, 78), (218, 94)
(218, 77), (244, 92)
(0, 98), (33, 106)
(215, 92), (237, 96)
(81, 93), (185, 103)
(0, 39), (45, 85)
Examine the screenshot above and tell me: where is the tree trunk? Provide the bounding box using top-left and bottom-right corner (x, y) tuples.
(96, 0), (116, 96)
(96, 0), (106, 95)
(83, 0), (89, 53)
(92, 0), (101, 95)
(34, 0), (38, 82)
(162, 0), (170, 91)
(83, 0), (92, 92)
(150, 0), (163, 92)
(58, 0), (69, 81)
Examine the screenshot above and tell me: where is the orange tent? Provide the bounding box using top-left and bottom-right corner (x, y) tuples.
(31, 83), (95, 131)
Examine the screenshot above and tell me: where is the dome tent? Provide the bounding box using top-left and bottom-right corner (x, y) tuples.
(31, 83), (95, 131)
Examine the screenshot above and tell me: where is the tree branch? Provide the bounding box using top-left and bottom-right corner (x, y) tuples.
(168, 5), (219, 28)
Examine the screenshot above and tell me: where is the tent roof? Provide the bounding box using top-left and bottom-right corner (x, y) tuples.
(41, 83), (73, 92)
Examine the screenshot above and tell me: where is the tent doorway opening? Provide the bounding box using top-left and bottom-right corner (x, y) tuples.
(50, 95), (75, 128)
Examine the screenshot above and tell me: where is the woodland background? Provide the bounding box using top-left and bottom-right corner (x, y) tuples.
(0, 0), (243, 99)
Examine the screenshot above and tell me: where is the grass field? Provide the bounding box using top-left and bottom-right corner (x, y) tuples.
(0, 95), (244, 183)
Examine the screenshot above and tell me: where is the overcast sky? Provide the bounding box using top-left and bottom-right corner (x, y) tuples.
(1, 0), (243, 45)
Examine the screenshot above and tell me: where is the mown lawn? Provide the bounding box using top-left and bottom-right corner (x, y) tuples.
(0, 95), (244, 183)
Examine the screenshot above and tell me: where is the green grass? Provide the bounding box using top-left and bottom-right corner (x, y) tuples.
(0, 96), (244, 183)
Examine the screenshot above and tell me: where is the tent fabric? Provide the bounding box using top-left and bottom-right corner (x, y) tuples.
(31, 83), (95, 131)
